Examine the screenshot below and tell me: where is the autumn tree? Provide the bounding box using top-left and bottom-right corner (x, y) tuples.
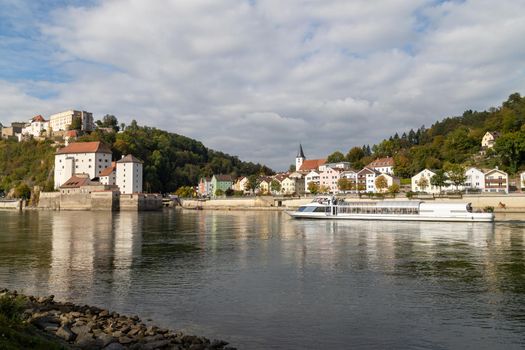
(375, 175), (388, 193)
(416, 176), (429, 192)
(307, 181), (319, 195)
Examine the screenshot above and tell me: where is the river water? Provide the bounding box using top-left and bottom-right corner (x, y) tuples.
(1, 209), (525, 349)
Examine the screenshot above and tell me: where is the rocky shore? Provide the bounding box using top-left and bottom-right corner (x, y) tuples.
(1, 289), (235, 350)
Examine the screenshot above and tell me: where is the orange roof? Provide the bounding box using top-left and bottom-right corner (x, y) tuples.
(32, 115), (46, 122)
(298, 159), (326, 171)
(65, 130), (78, 137)
(56, 141), (112, 155)
(368, 157), (394, 168)
(99, 163), (116, 177)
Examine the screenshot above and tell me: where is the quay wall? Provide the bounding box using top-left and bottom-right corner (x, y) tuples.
(182, 194), (525, 213)
(37, 191), (160, 211)
(120, 193), (163, 211)
(91, 191), (119, 211)
(37, 192), (60, 210)
(0, 199), (23, 210)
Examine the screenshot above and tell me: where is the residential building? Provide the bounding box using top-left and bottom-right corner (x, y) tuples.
(464, 167), (485, 191)
(484, 168), (508, 193)
(318, 162), (350, 172)
(411, 169), (439, 193)
(374, 173), (400, 193)
(211, 174), (233, 196)
(49, 110), (94, 132)
(481, 131), (500, 149)
(339, 170), (358, 193)
(258, 177), (272, 194)
(21, 115), (49, 138)
(304, 171), (320, 193)
(288, 172), (305, 194)
(116, 154), (143, 194)
(368, 157), (394, 174)
(357, 167), (380, 193)
(54, 141), (113, 189)
(100, 162), (117, 186)
(198, 177), (212, 196)
(320, 166), (342, 193)
(281, 177), (297, 195)
(233, 176), (249, 193)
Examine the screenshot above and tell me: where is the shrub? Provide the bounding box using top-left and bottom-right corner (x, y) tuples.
(483, 206), (495, 213)
(0, 294), (27, 323)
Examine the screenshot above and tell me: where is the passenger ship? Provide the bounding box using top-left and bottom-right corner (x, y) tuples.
(287, 196), (494, 222)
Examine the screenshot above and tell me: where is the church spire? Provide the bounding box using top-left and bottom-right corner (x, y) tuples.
(297, 144), (305, 158)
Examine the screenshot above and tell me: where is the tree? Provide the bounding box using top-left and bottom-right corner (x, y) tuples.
(447, 165), (466, 190)
(96, 114), (120, 131)
(270, 179), (282, 194)
(246, 175), (260, 193)
(346, 147), (365, 163)
(175, 186), (195, 198)
(375, 175), (388, 193)
(388, 183), (400, 195)
(494, 132), (525, 173)
(13, 183), (31, 199)
(430, 170), (448, 192)
(319, 185), (330, 194)
(327, 151), (345, 163)
(69, 116), (82, 130)
(337, 178), (350, 192)
(416, 176), (429, 192)
(289, 164), (296, 172)
(307, 181), (319, 195)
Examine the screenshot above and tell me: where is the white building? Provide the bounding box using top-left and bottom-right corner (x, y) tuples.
(357, 167), (380, 193)
(521, 171), (525, 190)
(281, 177), (297, 195)
(304, 171), (320, 193)
(367, 157), (394, 174)
(100, 162), (116, 186)
(411, 169), (439, 193)
(484, 168), (508, 193)
(319, 166), (342, 193)
(233, 176), (249, 193)
(49, 110), (94, 132)
(21, 115), (49, 138)
(54, 141), (113, 189)
(481, 131), (500, 149)
(464, 167), (485, 191)
(116, 154), (143, 194)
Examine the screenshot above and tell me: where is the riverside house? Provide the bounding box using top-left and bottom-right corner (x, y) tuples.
(484, 168), (508, 193)
(211, 175), (233, 196)
(198, 177), (212, 196)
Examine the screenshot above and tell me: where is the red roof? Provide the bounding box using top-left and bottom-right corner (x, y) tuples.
(60, 175), (91, 188)
(99, 163), (116, 176)
(368, 157), (394, 168)
(56, 141), (112, 155)
(32, 115), (46, 122)
(298, 159), (326, 171)
(65, 130), (78, 138)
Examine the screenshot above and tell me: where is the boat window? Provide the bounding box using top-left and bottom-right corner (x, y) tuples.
(314, 207), (329, 213)
(297, 206), (307, 212)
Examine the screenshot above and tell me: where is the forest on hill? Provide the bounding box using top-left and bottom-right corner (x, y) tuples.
(326, 93), (525, 177)
(0, 118), (273, 195)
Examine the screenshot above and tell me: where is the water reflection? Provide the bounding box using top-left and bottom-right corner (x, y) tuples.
(1, 210), (525, 349)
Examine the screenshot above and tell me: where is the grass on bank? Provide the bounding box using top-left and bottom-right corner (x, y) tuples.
(0, 293), (65, 350)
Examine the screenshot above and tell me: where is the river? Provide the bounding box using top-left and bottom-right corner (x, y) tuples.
(1, 209), (525, 349)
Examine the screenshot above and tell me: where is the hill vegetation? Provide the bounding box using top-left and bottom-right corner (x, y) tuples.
(327, 93), (525, 177)
(0, 119), (273, 196)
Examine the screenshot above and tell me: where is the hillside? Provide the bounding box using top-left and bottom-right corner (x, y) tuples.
(327, 93), (525, 177)
(0, 120), (273, 195)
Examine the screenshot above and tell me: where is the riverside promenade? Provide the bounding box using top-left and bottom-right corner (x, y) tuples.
(181, 194), (525, 213)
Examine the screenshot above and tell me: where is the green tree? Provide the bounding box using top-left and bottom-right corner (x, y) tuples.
(246, 175), (260, 193)
(307, 181), (319, 195)
(337, 178), (350, 192)
(96, 114), (120, 131)
(346, 147), (364, 163)
(13, 183), (31, 199)
(327, 151), (345, 163)
(446, 165), (466, 190)
(430, 170), (448, 192)
(494, 132), (525, 173)
(270, 179), (282, 194)
(388, 183), (400, 194)
(288, 164), (296, 172)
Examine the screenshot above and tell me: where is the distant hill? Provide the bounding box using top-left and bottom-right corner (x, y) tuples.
(327, 93), (525, 177)
(0, 119), (273, 195)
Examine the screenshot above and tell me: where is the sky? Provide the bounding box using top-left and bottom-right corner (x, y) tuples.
(0, 0), (524, 170)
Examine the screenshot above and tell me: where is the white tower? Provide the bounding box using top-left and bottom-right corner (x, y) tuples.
(116, 155), (143, 194)
(296, 144), (305, 171)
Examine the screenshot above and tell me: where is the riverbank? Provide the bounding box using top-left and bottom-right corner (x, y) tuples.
(181, 194), (525, 213)
(0, 289), (234, 350)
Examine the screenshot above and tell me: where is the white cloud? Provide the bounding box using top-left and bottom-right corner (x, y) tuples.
(1, 0), (525, 169)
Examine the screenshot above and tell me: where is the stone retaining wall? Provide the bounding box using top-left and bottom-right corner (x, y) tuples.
(0, 199), (23, 210)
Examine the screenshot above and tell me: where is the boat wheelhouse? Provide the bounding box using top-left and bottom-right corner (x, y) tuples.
(288, 197), (493, 222)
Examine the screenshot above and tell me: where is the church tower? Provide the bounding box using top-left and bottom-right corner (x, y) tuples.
(296, 144), (305, 171)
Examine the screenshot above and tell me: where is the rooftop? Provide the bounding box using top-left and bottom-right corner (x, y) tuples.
(299, 158), (326, 172)
(117, 154), (143, 164)
(57, 141), (112, 155)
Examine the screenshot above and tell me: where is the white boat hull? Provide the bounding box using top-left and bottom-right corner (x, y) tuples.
(286, 211), (494, 222)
